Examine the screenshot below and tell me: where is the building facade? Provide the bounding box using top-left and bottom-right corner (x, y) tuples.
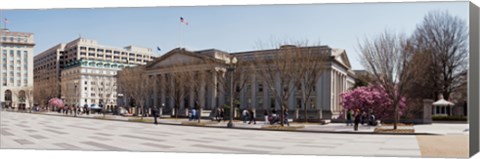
(34, 38), (154, 108)
(61, 59), (135, 111)
(0, 29), (35, 110)
(143, 45), (355, 120)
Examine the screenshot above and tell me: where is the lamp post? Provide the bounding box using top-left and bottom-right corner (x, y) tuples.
(61, 96), (65, 114)
(117, 93), (123, 115)
(161, 103), (165, 118)
(227, 57), (237, 128)
(74, 83), (77, 117)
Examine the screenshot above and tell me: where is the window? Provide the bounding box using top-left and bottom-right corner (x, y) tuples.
(258, 84), (263, 92)
(84, 87), (87, 90)
(91, 93), (95, 97)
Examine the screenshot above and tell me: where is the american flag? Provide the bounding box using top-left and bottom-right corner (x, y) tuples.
(180, 17), (188, 25)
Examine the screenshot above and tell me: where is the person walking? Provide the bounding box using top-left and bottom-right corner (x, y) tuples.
(152, 107), (159, 125)
(346, 109), (353, 126)
(247, 108), (256, 124)
(354, 109), (361, 131)
(242, 108), (249, 123)
(283, 108), (290, 126)
(264, 110), (269, 125)
(361, 110), (367, 125)
(189, 107), (197, 121)
(218, 107), (224, 122)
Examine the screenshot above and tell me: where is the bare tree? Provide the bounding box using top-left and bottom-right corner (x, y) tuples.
(12, 88), (26, 111)
(117, 66), (154, 120)
(34, 77), (58, 111)
(297, 46), (328, 122)
(358, 31), (415, 129)
(96, 76), (116, 118)
(166, 65), (193, 119)
(409, 10), (468, 100)
(252, 43), (310, 126)
(213, 57), (252, 120)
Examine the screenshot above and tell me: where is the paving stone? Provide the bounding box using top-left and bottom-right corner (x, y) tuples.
(14, 139), (34, 145)
(81, 141), (127, 151)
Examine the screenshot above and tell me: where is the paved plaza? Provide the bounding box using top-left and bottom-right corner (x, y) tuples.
(0, 111), (469, 157)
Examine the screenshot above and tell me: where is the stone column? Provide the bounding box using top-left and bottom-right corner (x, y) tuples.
(239, 73), (245, 108)
(169, 74), (175, 116)
(263, 81), (269, 109)
(275, 72), (281, 109)
(199, 71), (206, 109)
(160, 74), (166, 115)
(211, 70), (217, 110)
(189, 82), (194, 108)
(153, 75), (159, 108)
(251, 73), (257, 109)
(218, 71), (226, 108)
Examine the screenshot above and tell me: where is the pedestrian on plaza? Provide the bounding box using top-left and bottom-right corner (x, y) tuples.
(247, 108), (256, 124)
(369, 112), (376, 126)
(264, 110), (269, 125)
(346, 109), (353, 126)
(354, 109), (361, 131)
(242, 108), (249, 123)
(283, 108), (290, 126)
(216, 107), (224, 122)
(361, 110), (367, 125)
(190, 107), (197, 121)
(220, 108), (224, 122)
(152, 106), (159, 125)
(270, 109), (278, 125)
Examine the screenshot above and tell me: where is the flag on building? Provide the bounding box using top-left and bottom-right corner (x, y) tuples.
(180, 17), (188, 25)
(157, 46), (161, 51)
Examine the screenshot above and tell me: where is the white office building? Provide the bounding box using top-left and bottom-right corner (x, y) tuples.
(0, 29), (35, 110)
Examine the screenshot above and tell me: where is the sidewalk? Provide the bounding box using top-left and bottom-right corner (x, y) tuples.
(27, 111), (461, 135)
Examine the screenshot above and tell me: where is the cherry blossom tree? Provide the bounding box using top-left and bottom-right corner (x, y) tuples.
(48, 98), (64, 110)
(340, 85), (407, 120)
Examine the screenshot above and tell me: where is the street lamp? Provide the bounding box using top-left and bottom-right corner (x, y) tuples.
(61, 96), (65, 114)
(161, 103), (165, 118)
(226, 56), (237, 128)
(74, 83), (77, 117)
(117, 93), (123, 115)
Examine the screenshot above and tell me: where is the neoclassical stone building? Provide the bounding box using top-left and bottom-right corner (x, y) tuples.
(0, 29), (35, 110)
(144, 45), (355, 120)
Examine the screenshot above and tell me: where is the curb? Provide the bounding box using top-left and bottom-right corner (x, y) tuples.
(8, 111), (439, 136)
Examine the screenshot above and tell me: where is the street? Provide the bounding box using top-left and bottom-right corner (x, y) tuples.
(1, 111), (423, 157)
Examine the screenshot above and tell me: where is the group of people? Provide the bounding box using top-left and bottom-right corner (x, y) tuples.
(57, 105), (92, 116)
(242, 108), (256, 124)
(265, 109), (290, 126)
(346, 109), (377, 131)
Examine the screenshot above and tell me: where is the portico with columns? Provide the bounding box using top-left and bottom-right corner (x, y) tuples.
(143, 46), (356, 120)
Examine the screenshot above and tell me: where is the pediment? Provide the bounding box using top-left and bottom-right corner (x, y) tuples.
(148, 49), (206, 69)
(333, 49), (352, 69)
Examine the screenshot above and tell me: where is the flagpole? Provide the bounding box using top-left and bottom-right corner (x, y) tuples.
(179, 18), (182, 48)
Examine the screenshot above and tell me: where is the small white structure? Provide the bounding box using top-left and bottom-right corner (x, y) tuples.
(432, 95), (454, 116)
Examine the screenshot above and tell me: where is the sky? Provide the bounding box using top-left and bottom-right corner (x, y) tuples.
(0, 1), (469, 70)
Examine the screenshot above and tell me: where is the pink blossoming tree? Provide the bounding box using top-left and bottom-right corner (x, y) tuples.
(48, 98), (64, 109)
(340, 85), (406, 120)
